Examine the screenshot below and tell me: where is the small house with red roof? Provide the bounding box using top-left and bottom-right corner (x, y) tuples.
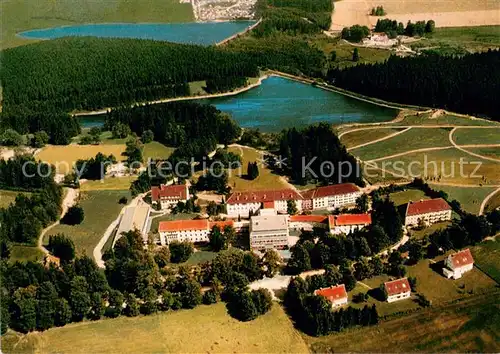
(443, 248), (474, 279)
(328, 213), (372, 235)
(314, 284), (348, 308)
(384, 278), (411, 303)
(288, 214), (328, 231)
(151, 183), (190, 210)
(405, 198), (451, 227)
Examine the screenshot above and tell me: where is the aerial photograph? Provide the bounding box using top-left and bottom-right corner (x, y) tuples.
(1, 0), (500, 352)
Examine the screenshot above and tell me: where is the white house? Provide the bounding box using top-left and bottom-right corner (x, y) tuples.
(328, 213), (372, 235)
(288, 215), (328, 231)
(405, 198), (451, 227)
(158, 219), (233, 246)
(249, 214), (289, 250)
(226, 189), (303, 218)
(151, 183), (190, 210)
(384, 278), (411, 303)
(302, 183), (361, 211)
(443, 248), (474, 279)
(314, 284), (348, 308)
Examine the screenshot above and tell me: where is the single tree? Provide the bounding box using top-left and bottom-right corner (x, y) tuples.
(48, 234), (75, 263)
(352, 48), (360, 62)
(141, 130), (154, 144)
(287, 200), (298, 215)
(61, 205), (84, 225)
(169, 241), (194, 263)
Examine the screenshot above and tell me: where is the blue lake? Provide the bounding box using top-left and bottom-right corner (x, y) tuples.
(205, 76), (397, 132)
(80, 77), (397, 130)
(18, 21), (255, 45)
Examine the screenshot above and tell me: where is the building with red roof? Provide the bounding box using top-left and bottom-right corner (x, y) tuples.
(226, 188), (303, 218)
(328, 213), (371, 235)
(443, 248), (474, 279)
(158, 219), (234, 245)
(384, 278), (411, 303)
(288, 215), (328, 231)
(151, 183), (190, 210)
(314, 284), (348, 308)
(405, 198), (451, 227)
(302, 183), (361, 211)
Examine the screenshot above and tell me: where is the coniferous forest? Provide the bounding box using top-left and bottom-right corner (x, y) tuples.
(328, 50), (500, 120)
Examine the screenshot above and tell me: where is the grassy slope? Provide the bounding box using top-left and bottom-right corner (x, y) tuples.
(0, 190), (31, 208)
(393, 113), (500, 126)
(2, 304), (308, 353)
(45, 190), (130, 256)
(305, 291), (500, 353)
(389, 189), (428, 206)
(463, 146), (500, 160)
(453, 127), (500, 145)
(471, 239), (500, 283)
(80, 177), (137, 192)
(8, 245), (44, 263)
(1, 0), (194, 49)
(428, 184), (497, 214)
(485, 190), (500, 213)
(142, 141), (175, 162)
(340, 128), (404, 149)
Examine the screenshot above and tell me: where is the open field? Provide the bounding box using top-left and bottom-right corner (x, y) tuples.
(410, 221), (452, 240)
(376, 148), (500, 185)
(392, 113), (500, 126)
(484, 190), (500, 213)
(0, 189), (31, 208)
(1, 304), (308, 353)
(453, 127), (500, 145)
(1, 0), (194, 49)
(463, 146), (500, 160)
(340, 128), (404, 149)
(429, 184), (497, 214)
(143, 142), (175, 162)
(471, 239), (500, 283)
(36, 144), (126, 174)
(389, 189), (428, 206)
(80, 176), (137, 192)
(46, 190), (130, 256)
(351, 127), (453, 161)
(8, 245), (44, 263)
(227, 145), (290, 191)
(305, 291), (500, 353)
(330, 0), (500, 31)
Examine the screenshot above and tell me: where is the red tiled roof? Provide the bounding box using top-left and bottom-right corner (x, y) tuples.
(384, 278), (411, 296)
(289, 215), (328, 223)
(406, 198), (450, 217)
(151, 184), (188, 201)
(300, 189), (316, 200)
(314, 284), (347, 301)
(226, 189), (302, 205)
(449, 248), (474, 268)
(313, 183), (360, 199)
(263, 201), (275, 209)
(328, 213), (372, 227)
(159, 219), (208, 232)
(209, 220), (234, 230)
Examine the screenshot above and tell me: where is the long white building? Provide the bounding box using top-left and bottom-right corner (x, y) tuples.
(405, 198), (452, 227)
(158, 219), (233, 245)
(328, 213), (372, 235)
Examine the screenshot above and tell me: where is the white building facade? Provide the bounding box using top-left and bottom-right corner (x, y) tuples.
(151, 184), (190, 210)
(384, 278), (411, 303)
(158, 220), (233, 246)
(405, 198), (452, 227)
(249, 214), (289, 250)
(443, 248), (474, 279)
(328, 213), (372, 235)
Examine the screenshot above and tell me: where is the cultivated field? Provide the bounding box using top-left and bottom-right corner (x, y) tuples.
(46, 190), (130, 256)
(36, 144), (126, 174)
(2, 0), (194, 49)
(471, 239), (500, 283)
(2, 304), (308, 353)
(227, 145), (290, 191)
(330, 0), (500, 31)
(306, 291), (500, 353)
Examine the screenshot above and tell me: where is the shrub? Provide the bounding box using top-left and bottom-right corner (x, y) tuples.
(61, 205), (84, 225)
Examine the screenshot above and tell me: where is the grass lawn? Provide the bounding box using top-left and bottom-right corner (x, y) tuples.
(394, 113), (500, 127)
(185, 250), (218, 265)
(405, 257), (496, 304)
(485, 190), (500, 213)
(227, 145), (290, 191)
(453, 127), (500, 145)
(36, 144), (126, 174)
(410, 221), (451, 240)
(463, 146), (500, 160)
(351, 127), (453, 161)
(428, 184), (497, 214)
(340, 128), (405, 149)
(189, 80), (208, 96)
(143, 142), (175, 162)
(2, 0), (194, 49)
(0, 189), (31, 208)
(470, 239), (500, 284)
(2, 303), (308, 353)
(305, 291), (500, 353)
(389, 189), (428, 207)
(377, 148), (500, 186)
(80, 176), (137, 191)
(8, 245), (44, 263)
(46, 190), (130, 256)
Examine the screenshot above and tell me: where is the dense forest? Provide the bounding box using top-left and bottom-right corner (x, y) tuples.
(277, 123), (364, 186)
(254, 0), (332, 36)
(328, 50), (500, 120)
(0, 155), (62, 248)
